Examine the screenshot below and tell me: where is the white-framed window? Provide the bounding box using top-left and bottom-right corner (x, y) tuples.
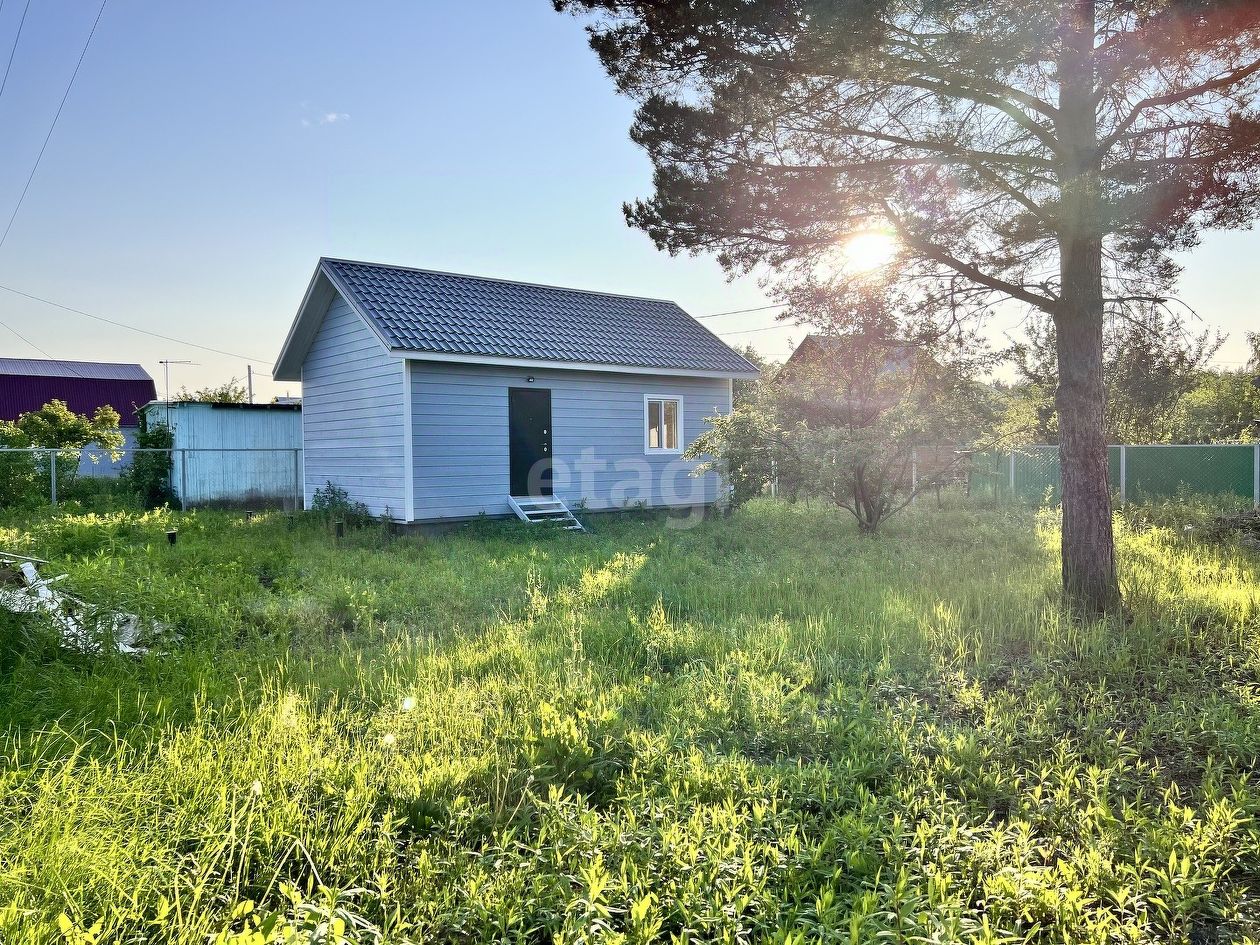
(644, 394), (683, 453)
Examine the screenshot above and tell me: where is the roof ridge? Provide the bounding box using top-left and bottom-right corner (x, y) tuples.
(320, 257), (681, 307)
(0, 356), (146, 368)
(0, 357), (153, 380)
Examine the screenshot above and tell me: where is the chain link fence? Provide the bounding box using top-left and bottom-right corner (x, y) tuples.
(969, 444), (1260, 507)
(0, 447), (303, 510)
(8, 443), (1256, 512)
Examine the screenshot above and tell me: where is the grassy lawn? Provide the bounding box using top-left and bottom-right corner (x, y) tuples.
(1, 498), (1258, 943)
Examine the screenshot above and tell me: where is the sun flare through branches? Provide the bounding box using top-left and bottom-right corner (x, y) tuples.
(839, 230), (900, 274)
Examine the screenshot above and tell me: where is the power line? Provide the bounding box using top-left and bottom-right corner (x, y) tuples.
(0, 314), (90, 376)
(0, 0), (31, 103)
(0, 282), (273, 363)
(0, 315), (53, 359)
(696, 302), (788, 320)
(0, 0), (107, 252)
(719, 322), (803, 336)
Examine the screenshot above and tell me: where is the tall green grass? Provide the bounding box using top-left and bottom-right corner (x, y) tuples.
(0, 498), (1257, 943)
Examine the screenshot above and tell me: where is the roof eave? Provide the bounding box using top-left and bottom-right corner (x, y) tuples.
(272, 264), (332, 381)
(273, 259), (403, 381)
(394, 349), (760, 380)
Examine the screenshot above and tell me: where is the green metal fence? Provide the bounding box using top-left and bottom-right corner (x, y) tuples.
(969, 444), (1260, 507)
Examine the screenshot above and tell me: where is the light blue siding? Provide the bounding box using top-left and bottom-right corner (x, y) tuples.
(143, 403), (302, 506)
(301, 296), (406, 517)
(411, 362), (729, 520)
(172, 448), (301, 506)
(75, 428), (140, 479)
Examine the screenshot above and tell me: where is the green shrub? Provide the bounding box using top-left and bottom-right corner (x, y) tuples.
(124, 417), (174, 508)
(311, 481), (373, 526)
(0, 400), (124, 508)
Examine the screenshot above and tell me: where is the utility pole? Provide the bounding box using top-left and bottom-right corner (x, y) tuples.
(247, 365), (254, 404)
(158, 360), (194, 427)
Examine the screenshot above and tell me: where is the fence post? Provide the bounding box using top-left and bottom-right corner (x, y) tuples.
(1254, 443), (1259, 510)
(1119, 445), (1127, 507)
(293, 448), (302, 512)
(49, 450), (57, 506)
(1008, 451), (1016, 498)
(180, 449), (188, 511)
(910, 448), (918, 504)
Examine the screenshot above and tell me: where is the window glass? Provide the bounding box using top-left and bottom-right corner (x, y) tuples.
(663, 399), (678, 450)
(646, 398), (681, 451)
(648, 399), (662, 449)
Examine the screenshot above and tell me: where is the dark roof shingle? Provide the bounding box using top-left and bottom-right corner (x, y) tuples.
(321, 258), (759, 376)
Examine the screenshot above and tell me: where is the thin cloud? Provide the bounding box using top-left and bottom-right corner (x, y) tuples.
(299, 109), (350, 128)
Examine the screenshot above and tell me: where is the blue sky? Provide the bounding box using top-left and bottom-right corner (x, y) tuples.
(0, 1), (1254, 399)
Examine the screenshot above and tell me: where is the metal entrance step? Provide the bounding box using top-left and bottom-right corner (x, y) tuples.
(507, 495), (585, 531)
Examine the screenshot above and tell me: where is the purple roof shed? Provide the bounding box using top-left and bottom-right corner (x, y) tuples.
(0, 358), (156, 427)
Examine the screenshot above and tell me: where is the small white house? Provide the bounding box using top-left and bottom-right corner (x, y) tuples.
(138, 401), (302, 507)
(273, 258), (759, 524)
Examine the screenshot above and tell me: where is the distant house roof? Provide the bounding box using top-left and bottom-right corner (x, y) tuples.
(779, 334), (914, 378)
(273, 258), (761, 381)
(0, 358), (152, 381)
(0, 358), (156, 427)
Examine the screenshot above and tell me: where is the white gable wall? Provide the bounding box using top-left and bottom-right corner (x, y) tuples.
(301, 294), (407, 518)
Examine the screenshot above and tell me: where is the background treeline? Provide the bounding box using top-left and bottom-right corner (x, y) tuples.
(998, 317), (1260, 445)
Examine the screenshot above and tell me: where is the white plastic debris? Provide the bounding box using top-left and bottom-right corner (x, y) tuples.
(0, 551), (166, 655)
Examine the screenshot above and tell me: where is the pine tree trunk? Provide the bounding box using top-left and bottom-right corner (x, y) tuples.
(1055, 0), (1122, 617)
(1054, 298), (1120, 616)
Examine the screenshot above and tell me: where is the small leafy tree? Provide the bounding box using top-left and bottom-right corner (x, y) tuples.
(691, 317), (991, 532)
(699, 344), (775, 506)
(691, 395), (781, 508)
(174, 378), (249, 404)
(0, 400), (123, 506)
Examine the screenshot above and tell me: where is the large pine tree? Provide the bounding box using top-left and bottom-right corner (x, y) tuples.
(555, 0), (1260, 615)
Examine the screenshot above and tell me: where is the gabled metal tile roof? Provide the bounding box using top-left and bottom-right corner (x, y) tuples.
(320, 258), (759, 376)
(0, 358), (152, 381)
(0, 359), (156, 425)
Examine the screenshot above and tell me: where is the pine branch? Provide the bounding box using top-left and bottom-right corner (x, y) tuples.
(1098, 59), (1260, 154)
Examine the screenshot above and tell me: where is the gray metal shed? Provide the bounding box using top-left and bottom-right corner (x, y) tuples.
(273, 258), (759, 523)
(139, 401), (302, 507)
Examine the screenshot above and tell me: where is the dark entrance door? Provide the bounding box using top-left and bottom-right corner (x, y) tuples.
(508, 387), (552, 496)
